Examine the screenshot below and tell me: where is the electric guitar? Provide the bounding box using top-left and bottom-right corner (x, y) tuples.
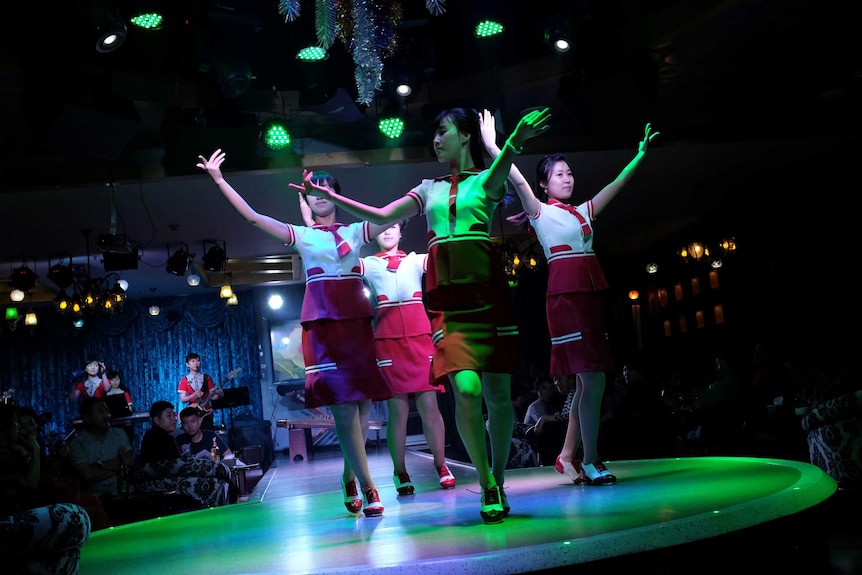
(191, 368), (242, 417)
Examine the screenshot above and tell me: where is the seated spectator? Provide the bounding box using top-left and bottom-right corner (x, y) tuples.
(67, 398), (135, 500)
(526, 376), (575, 466)
(135, 401), (231, 508)
(523, 374), (563, 427)
(687, 352), (749, 455)
(175, 406), (232, 460)
(1, 402), (91, 575)
(599, 353), (674, 460)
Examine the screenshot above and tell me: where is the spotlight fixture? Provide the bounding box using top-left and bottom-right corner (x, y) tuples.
(9, 265), (37, 293)
(90, 2), (128, 53)
(47, 260), (74, 289)
(165, 243), (193, 276)
(378, 116), (405, 139)
(213, 56), (253, 98)
(202, 241), (227, 272)
(262, 120), (291, 151)
(474, 20), (504, 38)
(130, 12), (164, 30)
(296, 46), (328, 62)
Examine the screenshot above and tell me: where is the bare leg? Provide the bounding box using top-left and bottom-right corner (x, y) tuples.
(386, 394), (410, 474)
(483, 372), (513, 487)
(331, 400), (375, 489)
(414, 391), (448, 468)
(576, 371), (605, 464)
(559, 376), (583, 461)
(450, 370), (495, 490)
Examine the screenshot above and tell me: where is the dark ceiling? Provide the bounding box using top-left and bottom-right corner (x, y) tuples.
(0, 0), (859, 305)
(2, 0), (857, 189)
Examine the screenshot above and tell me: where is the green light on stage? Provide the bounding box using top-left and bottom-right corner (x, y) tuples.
(264, 124), (291, 150)
(475, 20), (504, 38)
(378, 117), (405, 139)
(297, 46), (327, 62)
(130, 13), (164, 30)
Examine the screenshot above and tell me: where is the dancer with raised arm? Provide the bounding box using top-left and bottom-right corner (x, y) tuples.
(294, 106), (551, 523)
(196, 155), (393, 517)
(481, 111), (658, 485)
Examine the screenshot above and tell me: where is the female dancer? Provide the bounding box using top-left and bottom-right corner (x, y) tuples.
(481, 112), (658, 484)
(196, 156), (393, 517)
(361, 221), (455, 495)
(294, 106), (551, 523)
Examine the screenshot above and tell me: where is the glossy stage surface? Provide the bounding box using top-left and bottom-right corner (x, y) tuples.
(78, 449), (836, 575)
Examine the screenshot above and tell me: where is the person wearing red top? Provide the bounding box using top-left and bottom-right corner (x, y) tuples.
(68, 358), (110, 404)
(483, 114), (658, 485)
(197, 153), (395, 518)
(360, 222), (455, 495)
(294, 106), (551, 524)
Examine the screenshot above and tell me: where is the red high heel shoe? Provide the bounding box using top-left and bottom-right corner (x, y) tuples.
(342, 478), (362, 514)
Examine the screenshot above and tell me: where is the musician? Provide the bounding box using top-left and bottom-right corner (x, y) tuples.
(177, 352), (224, 430)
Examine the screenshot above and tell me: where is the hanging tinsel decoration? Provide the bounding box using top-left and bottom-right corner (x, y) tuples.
(315, 0), (337, 49)
(351, 0), (384, 104)
(278, 0), (301, 22)
(425, 0), (446, 16)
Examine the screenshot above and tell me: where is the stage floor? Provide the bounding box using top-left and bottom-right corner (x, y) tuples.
(78, 448), (837, 575)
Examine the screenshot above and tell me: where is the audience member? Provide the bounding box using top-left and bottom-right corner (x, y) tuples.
(599, 354), (673, 460)
(686, 351), (748, 454)
(66, 397), (134, 499)
(523, 374), (562, 426)
(136, 401), (231, 508)
(0, 403), (91, 575)
(526, 376), (575, 466)
(175, 406), (232, 459)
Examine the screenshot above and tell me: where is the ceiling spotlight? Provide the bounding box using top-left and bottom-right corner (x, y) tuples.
(296, 46), (328, 62)
(378, 116), (405, 139)
(203, 241), (227, 272)
(90, 2), (128, 53)
(10, 265), (37, 292)
(166, 243), (192, 276)
(474, 20), (504, 38)
(213, 56), (253, 98)
(48, 261), (75, 289)
(130, 12), (164, 30)
(262, 120), (291, 151)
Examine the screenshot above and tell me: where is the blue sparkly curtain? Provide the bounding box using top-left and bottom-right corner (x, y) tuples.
(0, 292), (263, 441)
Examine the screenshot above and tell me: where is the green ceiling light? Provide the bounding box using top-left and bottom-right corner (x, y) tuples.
(474, 20), (504, 38)
(296, 46), (328, 62)
(378, 116), (405, 139)
(130, 13), (164, 30)
(263, 121), (291, 151)
(5, 307), (19, 321)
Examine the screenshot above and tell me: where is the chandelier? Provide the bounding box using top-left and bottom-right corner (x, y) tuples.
(48, 229), (128, 319)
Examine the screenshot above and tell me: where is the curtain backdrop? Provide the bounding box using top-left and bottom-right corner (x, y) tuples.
(0, 292), (262, 446)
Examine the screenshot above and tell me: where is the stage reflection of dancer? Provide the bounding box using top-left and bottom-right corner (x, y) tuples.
(295, 106), (551, 523)
(482, 113), (659, 485)
(197, 153), (393, 518)
(68, 358), (111, 404)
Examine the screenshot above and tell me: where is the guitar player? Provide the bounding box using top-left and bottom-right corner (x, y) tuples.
(177, 352), (225, 430)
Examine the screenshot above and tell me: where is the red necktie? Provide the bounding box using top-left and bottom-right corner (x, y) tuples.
(318, 225), (350, 257)
(378, 250), (406, 271)
(549, 200), (592, 242)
